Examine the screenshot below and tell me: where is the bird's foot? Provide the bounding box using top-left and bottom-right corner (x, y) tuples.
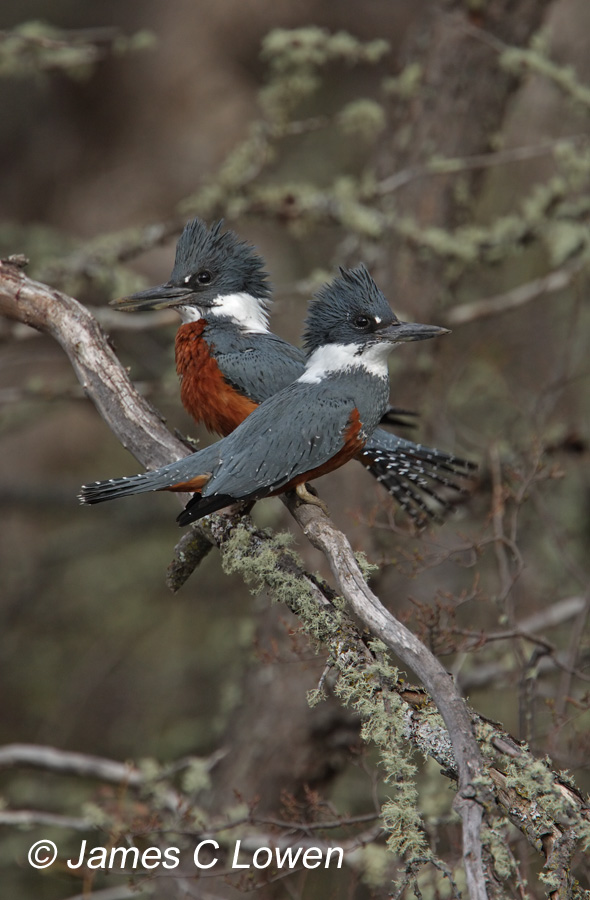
(294, 482), (329, 516)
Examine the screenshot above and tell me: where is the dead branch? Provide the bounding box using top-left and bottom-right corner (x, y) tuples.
(0, 742), (191, 814)
(0, 810), (90, 831)
(446, 259), (585, 326)
(376, 137), (589, 198)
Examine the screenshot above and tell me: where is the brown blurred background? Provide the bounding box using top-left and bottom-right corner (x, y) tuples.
(1, 1), (590, 897)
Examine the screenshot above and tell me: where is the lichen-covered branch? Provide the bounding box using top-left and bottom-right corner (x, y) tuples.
(0, 21), (154, 79)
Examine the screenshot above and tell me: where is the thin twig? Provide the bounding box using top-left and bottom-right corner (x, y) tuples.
(0, 810), (90, 831)
(446, 259), (585, 326)
(377, 138), (588, 198)
(0, 743), (190, 813)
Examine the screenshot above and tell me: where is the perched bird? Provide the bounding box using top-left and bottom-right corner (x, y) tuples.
(114, 219), (414, 435)
(81, 266), (449, 524)
(111, 218), (475, 523)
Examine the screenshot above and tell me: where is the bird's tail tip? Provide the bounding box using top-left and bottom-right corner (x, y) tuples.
(78, 472), (159, 505)
(79, 479), (126, 505)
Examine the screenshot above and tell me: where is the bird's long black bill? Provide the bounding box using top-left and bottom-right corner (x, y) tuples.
(110, 282), (193, 312)
(378, 321), (450, 343)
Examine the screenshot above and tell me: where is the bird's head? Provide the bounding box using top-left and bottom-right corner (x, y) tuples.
(111, 218), (270, 329)
(301, 265), (449, 375)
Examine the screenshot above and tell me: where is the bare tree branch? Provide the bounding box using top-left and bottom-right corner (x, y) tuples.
(376, 137), (589, 198)
(446, 259), (585, 326)
(0, 810), (90, 831)
(0, 742), (196, 814)
(0, 257), (187, 471)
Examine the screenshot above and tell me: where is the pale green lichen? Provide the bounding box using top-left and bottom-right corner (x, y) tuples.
(32, 224), (168, 301)
(337, 99), (386, 141)
(219, 522), (343, 644)
(336, 655), (428, 859)
(259, 72), (321, 124)
(219, 522), (429, 862)
(383, 63), (423, 99)
(306, 687), (327, 707)
(259, 27), (388, 124)
(389, 167), (584, 273)
(137, 757), (161, 781)
(216, 127), (272, 190)
(181, 758), (211, 795)
(501, 43), (590, 111)
(135, 757), (183, 809)
(112, 30), (157, 57)
(554, 140), (590, 190)
(81, 802), (113, 828)
(505, 756), (580, 830)
(337, 199), (385, 238)
(0, 21), (154, 79)
(354, 843), (391, 887)
(543, 220), (587, 266)
(261, 27), (388, 73)
(498, 751), (590, 874)
(482, 824), (519, 882)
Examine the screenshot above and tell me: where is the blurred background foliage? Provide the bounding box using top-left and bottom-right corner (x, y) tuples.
(1, 0), (589, 897)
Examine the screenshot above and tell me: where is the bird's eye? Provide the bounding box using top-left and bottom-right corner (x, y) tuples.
(353, 314), (372, 330)
(195, 270), (212, 285)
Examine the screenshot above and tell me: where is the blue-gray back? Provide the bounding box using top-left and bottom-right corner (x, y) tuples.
(204, 321), (305, 402)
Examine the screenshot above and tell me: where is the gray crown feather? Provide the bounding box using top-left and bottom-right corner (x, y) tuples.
(302, 264), (397, 353)
(171, 217), (271, 301)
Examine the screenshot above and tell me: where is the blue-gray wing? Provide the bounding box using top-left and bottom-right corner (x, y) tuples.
(207, 326), (306, 403)
(202, 382), (357, 500)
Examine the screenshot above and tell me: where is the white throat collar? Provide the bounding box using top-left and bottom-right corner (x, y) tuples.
(298, 341), (392, 384)
(178, 292), (269, 333)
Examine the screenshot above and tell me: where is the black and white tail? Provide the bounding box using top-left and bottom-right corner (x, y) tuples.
(79, 473), (159, 505)
(79, 459), (200, 505)
(361, 440), (476, 526)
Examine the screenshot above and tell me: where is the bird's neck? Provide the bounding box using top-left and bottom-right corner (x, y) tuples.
(178, 292), (269, 333)
(298, 342), (391, 384)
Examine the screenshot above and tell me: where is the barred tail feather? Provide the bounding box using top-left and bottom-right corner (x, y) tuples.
(369, 432), (476, 474)
(380, 471), (447, 526)
(80, 474), (162, 505)
(79, 459), (201, 505)
(398, 443), (476, 478)
(360, 439), (477, 526)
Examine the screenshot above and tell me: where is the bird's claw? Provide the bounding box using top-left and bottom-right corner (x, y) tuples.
(294, 482), (329, 516)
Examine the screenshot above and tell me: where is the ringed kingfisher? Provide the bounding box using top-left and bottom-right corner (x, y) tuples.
(109, 219), (475, 523)
(80, 266), (450, 524)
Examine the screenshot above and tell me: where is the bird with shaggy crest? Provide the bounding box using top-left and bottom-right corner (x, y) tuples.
(109, 218), (475, 523)
(80, 265), (451, 524)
